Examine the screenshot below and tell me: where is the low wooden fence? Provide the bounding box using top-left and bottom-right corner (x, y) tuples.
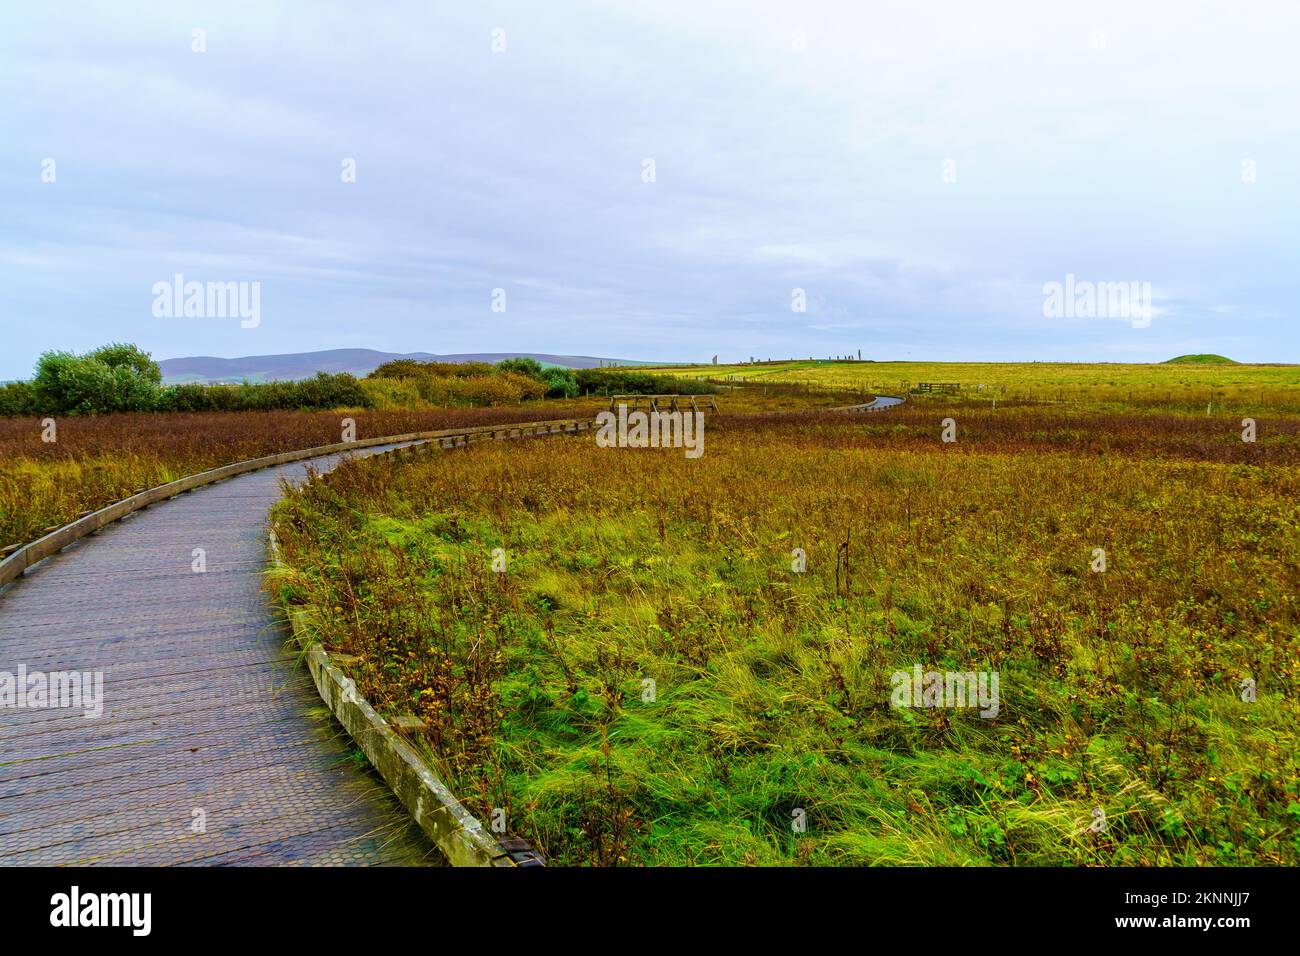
(915, 382), (960, 394)
(608, 394), (719, 413)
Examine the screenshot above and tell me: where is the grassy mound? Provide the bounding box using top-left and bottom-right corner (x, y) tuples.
(1164, 354), (1238, 365)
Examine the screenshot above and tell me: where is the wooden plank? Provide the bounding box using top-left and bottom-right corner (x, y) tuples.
(0, 443), (437, 865)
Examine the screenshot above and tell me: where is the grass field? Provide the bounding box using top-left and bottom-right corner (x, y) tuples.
(653, 360), (1300, 412)
(0, 404), (598, 551)
(268, 401), (1300, 866)
(0, 387), (831, 555)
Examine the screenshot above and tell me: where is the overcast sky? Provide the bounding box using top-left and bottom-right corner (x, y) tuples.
(2, 1), (1297, 378)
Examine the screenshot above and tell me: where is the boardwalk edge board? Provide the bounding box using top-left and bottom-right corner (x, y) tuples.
(268, 528), (530, 867)
(257, 398), (901, 867)
(263, 420), (606, 867)
(0, 397), (899, 867)
(1, 397), (900, 590)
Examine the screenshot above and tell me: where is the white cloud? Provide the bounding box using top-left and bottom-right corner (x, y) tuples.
(0, 0), (1296, 376)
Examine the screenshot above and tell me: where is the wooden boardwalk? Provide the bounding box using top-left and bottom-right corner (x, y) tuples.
(0, 446), (436, 866)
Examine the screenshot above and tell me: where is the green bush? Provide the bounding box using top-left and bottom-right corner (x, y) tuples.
(574, 368), (716, 396)
(156, 373), (373, 413)
(0, 381), (37, 416)
(87, 342), (163, 383)
(31, 345), (164, 414)
(541, 366), (579, 398)
(6, 344), (574, 417)
(292, 371), (372, 409)
(494, 357), (546, 380)
(494, 358), (578, 398)
(369, 359), (428, 379)
(372, 359), (494, 379)
(161, 382), (233, 412)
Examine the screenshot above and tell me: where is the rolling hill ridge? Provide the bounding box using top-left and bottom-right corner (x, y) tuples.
(158, 348), (654, 383)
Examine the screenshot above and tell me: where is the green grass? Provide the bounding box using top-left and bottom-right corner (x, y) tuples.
(269, 408), (1300, 866)
(650, 360), (1300, 411)
(1165, 354), (1238, 365)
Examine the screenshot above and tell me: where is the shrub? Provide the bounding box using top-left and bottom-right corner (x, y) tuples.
(371, 359), (494, 379)
(370, 359), (429, 380)
(161, 383), (234, 412)
(408, 375), (456, 405)
(495, 357), (578, 397)
(294, 371), (372, 409)
(497, 371), (548, 401)
(431, 361), (495, 378)
(156, 373), (374, 413)
(359, 377), (428, 410)
(451, 375), (525, 406)
(32, 348), (164, 415)
(87, 342), (162, 383)
(575, 368), (717, 396)
(0, 381), (37, 416)
(495, 357), (546, 381)
(369, 358), (557, 407)
(25, 343), (166, 415)
(541, 366), (579, 399)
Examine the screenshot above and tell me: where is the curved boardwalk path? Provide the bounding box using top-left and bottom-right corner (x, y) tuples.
(0, 445), (436, 866)
(841, 396), (905, 411)
(0, 398), (903, 866)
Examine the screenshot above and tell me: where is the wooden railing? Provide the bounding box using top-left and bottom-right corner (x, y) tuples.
(608, 394), (719, 413)
(0, 416), (597, 588)
(915, 382), (960, 394)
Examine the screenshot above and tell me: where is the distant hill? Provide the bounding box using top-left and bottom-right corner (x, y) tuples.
(158, 348), (655, 383)
(1164, 354), (1238, 365)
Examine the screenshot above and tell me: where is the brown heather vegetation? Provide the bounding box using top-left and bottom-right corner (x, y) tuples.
(749, 402), (1300, 466)
(269, 404), (1300, 865)
(0, 387), (838, 552)
(0, 405), (596, 550)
